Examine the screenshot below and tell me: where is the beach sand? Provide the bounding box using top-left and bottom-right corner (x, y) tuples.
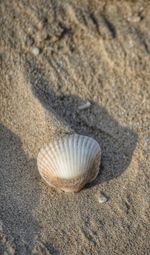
(0, 0), (150, 254)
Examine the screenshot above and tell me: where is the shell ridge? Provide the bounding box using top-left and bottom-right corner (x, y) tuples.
(44, 146), (55, 167)
(69, 136), (73, 177)
(85, 139), (93, 170)
(38, 156), (56, 174)
(81, 136), (88, 173)
(57, 138), (64, 177)
(76, 135), (81, 174)
(87, 140), (98, 167)
(50, 142), (61, 176)
(78, 136), (83, 173)
(54, 141), (62, 176)
(62, 137), (68, 178)
(68, 136), (73, 176)
(45, 145), (57, 176)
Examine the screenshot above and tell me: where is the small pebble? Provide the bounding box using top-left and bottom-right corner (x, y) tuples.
(78, 101), (91, 110)
(97, 192), (108, 204)
(31, 47), (40, 56)
(127, 16), (141, 23)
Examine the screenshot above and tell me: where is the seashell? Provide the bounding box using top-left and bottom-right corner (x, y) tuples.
(37, 134), (101, 192)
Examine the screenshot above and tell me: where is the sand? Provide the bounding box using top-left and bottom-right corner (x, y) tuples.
(0, 0), (150, 254)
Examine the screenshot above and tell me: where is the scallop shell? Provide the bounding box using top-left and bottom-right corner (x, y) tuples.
(37, 134), (101, 192)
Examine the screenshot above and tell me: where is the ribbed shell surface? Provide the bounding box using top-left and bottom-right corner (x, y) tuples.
(37, 134), (101, 180)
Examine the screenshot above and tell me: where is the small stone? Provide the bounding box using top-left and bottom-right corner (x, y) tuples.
(31, 47), (40, 56)
(78, 101), (91, 110)
(127, 16), (141, 23)
(97, 192), (108, 204)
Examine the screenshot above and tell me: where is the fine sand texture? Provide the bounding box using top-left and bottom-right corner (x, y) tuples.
(0, 0), (150, 254)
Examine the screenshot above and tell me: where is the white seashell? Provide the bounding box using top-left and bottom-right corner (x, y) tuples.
(37, 134), (101, 192)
